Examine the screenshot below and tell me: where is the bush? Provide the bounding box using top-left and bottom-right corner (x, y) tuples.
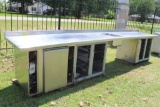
(105, 9), (115, 19)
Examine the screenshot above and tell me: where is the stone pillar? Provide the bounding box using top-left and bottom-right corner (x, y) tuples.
(115, 0), (129, 30)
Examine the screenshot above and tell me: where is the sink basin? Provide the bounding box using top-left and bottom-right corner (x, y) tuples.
(103, 33), (121, 37)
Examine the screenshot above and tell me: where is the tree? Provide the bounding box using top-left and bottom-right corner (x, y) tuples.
(130, 0), (155, 23)
(0, 0), (5, 12)
(8, 0), (35, 13)
(42, 0), (58, 10)
(41, 0), (117, 19)
(154, 1), (160, 16)
(0, 1), (3, 12)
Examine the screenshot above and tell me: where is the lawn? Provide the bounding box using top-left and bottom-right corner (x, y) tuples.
(0, 12), (74, 19)
(127, 21), (160, 34)
(1, 12), (160, 34)
(0, 12), (115, 23)
(0, 47), (160, 107)
(0, 18), (160, 106)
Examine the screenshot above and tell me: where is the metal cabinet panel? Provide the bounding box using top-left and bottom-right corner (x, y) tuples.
(151, 34), (160, 53)
(116, 39), (152, 64)
(15, 48), (29, 95)
(145, 39), (152, 58)
(76, 45), (91, 79)
(116, 39), (138, 63)
(138, 39), (152, 63)
(139, 39), (146, 60)
(44, 48), (69, 93)
(92, 43), (106, 74)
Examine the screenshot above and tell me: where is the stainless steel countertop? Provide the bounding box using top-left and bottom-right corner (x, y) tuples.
(5, 31), (157, 51)
(155, 31), (160, 35)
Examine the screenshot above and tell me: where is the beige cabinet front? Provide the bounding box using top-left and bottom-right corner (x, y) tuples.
(44, 48), (69, 93)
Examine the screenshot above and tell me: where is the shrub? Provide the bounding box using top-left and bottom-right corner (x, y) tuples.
(105, 9), (115, 19)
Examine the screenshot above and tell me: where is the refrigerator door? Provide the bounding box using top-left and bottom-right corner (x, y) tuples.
(135, 39), (141, 63)
(44, 48), (69, 93)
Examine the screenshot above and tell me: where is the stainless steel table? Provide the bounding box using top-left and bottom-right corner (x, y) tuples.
(6, 30), (155, 51)
(5, 30), (157, 96)
(151, 31), (160, 55)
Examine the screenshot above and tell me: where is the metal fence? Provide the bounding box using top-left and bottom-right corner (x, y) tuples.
(2, 0), (160, 56)
(0, 0), (117, 56)
(127, 1), (160, 34)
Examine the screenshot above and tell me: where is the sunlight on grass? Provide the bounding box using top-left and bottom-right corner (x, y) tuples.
(0, 16), (160, 106)
(0, 47), (160, 107)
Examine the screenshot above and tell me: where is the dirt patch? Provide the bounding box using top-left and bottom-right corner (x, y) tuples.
(0, 56), (15, 72)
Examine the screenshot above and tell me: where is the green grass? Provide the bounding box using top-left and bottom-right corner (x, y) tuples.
(0, 12), (75, 19)
(0, 17), (160, 106)
(0, 19), (115, 31)
(0, 12), (115, 23)
(0, 47), (160, 107)
(127, 21), (160, 33)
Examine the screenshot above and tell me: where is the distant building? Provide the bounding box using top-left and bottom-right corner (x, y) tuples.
(9, 1), (52, 15)
(28, 2), (52, 15)
(147, 14), (160, 23)
(7, 2), (22, 12)
(129, 14), (140, 21)
(129, 14), (160, 23)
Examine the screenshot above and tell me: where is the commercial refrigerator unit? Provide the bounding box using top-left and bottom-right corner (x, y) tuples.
(151, 31), (160, 56)
(106, 32), (154, 63)
(5, 30), (156, 96)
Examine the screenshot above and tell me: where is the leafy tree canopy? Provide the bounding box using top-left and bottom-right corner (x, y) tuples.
(130, 0), (155, 23)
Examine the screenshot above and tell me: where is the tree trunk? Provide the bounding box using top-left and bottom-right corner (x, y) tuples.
(20, 0), (25, 14)
(53, 1), (57, 14)
(140, 13), (145, 24)
(76, 0), (82, 19)
(62, 0), (66, 16)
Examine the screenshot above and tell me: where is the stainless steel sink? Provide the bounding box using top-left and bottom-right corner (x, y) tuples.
(103, 33), (121, 37)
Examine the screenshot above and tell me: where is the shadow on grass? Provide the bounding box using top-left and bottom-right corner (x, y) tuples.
(0, 60), (152, 106)
(151, 53), (160, 58)
(108, 45), (117, 49)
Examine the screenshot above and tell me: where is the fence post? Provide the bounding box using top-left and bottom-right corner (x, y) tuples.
(115, 0), (129, 30)
(0, 29), (1, 53)
(151, 1), (158, 34)
(58, 0), (62, 30)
